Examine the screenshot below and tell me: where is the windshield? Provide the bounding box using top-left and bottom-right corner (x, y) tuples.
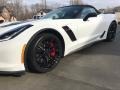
(42, 6), (83, 19)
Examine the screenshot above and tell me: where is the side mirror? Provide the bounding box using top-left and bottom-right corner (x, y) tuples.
(83, 13), (97, 21)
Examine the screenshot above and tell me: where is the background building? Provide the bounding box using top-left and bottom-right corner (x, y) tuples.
(33, 9), (51, 19)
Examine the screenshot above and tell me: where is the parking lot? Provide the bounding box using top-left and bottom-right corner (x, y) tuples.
(0, 26), (120, 90)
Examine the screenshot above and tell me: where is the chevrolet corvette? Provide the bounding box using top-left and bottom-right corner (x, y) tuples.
(0, 5), (117, 75)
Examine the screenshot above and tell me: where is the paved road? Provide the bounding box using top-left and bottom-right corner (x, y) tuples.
(0, 27), (120, 90)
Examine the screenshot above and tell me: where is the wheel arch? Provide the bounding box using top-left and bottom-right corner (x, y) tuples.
(111, 20), (117, 25)
(107, 20), (117, 32)
(38, 28), (65, 56)
(105, 20), (117, 42)
(24, 28), (65, 64)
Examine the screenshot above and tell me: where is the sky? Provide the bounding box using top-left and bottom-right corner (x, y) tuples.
(23, 0), (120, 9)
(84, 0), (120, 9)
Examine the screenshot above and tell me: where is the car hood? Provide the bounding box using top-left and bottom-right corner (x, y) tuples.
(0, 19), (39, 35)
(0, 19), (83, 35)
(0, 19), (54, 35)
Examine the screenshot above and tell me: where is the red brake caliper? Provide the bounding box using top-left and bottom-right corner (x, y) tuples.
(49, 41), (56, 57)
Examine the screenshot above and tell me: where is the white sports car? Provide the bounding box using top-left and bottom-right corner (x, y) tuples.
(0, 5), (117, 75)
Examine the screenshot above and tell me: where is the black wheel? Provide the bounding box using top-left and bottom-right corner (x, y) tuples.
(26, 33), (63, 73)
(105, 22), (117, 42)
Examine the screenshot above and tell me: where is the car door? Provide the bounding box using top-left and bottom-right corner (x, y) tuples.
(64, 7), (105, 53)
(73, 7), (104, 43)
(75, 7), (105, 44)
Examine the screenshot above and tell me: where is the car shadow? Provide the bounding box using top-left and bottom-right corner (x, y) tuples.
(76, 39), (120, 56)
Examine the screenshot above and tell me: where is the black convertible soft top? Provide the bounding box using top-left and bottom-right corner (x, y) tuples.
(59, 5), (100, 14)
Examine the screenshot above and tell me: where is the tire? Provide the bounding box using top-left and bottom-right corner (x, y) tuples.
(26, 33), (63, 73)
(105, 22), (117, 42)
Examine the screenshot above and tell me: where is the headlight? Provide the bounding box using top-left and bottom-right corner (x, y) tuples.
(0, 24), (33, 41)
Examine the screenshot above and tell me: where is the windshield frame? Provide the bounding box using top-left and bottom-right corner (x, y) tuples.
(42, 5), (84, 19)
(42, 5), (99, 20)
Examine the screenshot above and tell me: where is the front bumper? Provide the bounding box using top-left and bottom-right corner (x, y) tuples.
(0, 71), (25, 76)
(0, 40), (25, 72)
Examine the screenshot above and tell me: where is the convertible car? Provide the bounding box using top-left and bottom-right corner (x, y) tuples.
(0, 5), (117, 75)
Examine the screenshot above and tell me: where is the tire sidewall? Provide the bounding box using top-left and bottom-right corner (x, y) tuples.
(106, 22), (117, 41)
(27, 33), (63, 73)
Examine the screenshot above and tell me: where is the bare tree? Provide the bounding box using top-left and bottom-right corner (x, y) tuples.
(6, 0), (25, 20)
(41, 0), (47, 9)
(31, 3), (43, 15)
(0, 0), (63, 20)
(0, 0), (8, 6)
(70, 0), (83, 5)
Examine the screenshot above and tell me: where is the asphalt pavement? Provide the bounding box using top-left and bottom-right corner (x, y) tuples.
(0, 26), (120, 90)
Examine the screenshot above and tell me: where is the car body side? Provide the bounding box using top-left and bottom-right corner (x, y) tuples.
(0, 12), (117, 73)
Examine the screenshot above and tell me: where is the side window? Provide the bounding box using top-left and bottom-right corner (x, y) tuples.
(80, 7), (97, 19)
(80, 8), (91, 19)
(89, 8), (97, 14)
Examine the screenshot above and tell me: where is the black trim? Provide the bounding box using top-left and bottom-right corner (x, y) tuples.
(0, 71), (25, 76)
(62, 26), (77, 41)
(10, 24), (33, 39)
(0, 24), (33, 42)
(100, 31), (106, 38)
(59, 5), (100, 14)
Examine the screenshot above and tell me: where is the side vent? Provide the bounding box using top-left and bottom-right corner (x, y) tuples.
(62, 26), (77, 41)
(100, 31), (106, 38)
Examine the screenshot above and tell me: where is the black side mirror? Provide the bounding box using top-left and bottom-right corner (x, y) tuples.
(83, 13), (97, 21)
